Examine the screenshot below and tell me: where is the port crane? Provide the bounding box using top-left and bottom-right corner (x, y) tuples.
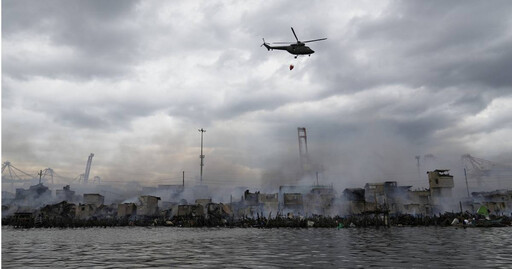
(80, 153), (94, 184)
(462, 154), (512, 188)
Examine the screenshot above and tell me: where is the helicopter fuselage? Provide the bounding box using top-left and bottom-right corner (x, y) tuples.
(263, 43), (315, 56)
(261, 28), (325, 57)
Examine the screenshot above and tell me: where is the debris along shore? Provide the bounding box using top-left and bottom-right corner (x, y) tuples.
(3, 212), (511, 229)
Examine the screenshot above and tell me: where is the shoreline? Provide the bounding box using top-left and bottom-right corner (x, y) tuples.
(3, 212), (511, 229)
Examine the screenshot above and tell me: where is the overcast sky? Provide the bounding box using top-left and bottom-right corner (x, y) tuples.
(2, 0), (512, 190)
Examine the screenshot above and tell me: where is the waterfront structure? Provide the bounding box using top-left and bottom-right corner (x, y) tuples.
(341, 170), (457, 216)
(83, 194), (105, 207)
(56, 185), (77, 202)
(137, 195), (160, 216)
(40, 201), (76, 221)
(177, 204), (204, 217)
(258, 193), (279, 215)
(15, 183), (52, 206)
(76, 204), (96, 219)
(428, 169), (455, 213)
(118, 203), (137, 218)
(341, 188), (366, 215)
(471, 190), (512, 215)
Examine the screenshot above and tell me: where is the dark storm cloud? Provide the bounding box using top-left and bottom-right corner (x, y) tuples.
(2, 0), (140, 80)
(342, 0), (512, 91)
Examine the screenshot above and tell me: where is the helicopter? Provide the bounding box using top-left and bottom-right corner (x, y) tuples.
(261, 27), (327, 58)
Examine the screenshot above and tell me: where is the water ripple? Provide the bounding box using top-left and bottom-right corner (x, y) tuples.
(3, 227), (512, 268)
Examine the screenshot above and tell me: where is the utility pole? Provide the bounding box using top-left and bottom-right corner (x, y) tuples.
(464, 168), (470, 198)
(198, 128), (206, 184)
(415, 155), (421, 182)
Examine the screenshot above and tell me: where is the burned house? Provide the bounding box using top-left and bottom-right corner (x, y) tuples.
(117, 203), (137, 218)
(14, 183), (52, 207)
(279, 186), (310, 214)
(75, 194), (105, 220)
(56, 185), (78, 202)
(404, 189), (431, 215)
(364, 181), (400, 210)
(305, 186), (336, 216)
(471, 190), (512, 215)
(342, 188), (366, 215)
(343, 181), (434, 216)
(39, 201), (76, 222)
(137, 195), (160, 217)
(76, 204), (96, 220)
(258, 193), (278, 216)
(83, 194), (105, 207)
(205, 203), (232, 220)
(177, 204), (204, 217)
(233, 190), (261, 217)
(282, 193), (303, 213)
(195, 198), (212, 207)
(234, 190), (279, 217)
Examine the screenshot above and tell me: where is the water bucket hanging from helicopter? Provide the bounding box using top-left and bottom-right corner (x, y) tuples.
(289, 64), (294, 70)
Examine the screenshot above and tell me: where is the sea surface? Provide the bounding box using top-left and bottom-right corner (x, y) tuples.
(2, 226), (511, 268)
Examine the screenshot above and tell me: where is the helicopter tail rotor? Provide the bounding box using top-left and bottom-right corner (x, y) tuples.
(261, 38), (271, 51)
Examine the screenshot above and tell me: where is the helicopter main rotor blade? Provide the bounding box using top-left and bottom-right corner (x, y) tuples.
(291, 27), (299, 42)
(302, 38), (327, 43)
(272, 41), (294, 44)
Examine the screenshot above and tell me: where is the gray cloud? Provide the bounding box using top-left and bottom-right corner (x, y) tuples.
(2, 0), (512, 192)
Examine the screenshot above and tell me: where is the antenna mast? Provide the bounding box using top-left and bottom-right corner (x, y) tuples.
(198, 129), (206, 184)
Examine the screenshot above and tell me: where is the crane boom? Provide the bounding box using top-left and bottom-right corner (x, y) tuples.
(84, 153), (94, 184)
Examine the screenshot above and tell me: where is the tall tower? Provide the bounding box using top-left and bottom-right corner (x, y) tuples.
(83, 153), (94, 184)
(198, 128), (206, 184)
(297, 127), (309, 173)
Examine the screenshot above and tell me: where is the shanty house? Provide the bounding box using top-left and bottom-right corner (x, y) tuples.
(137, 195), (161, 216)
(118, 203), (137, 218)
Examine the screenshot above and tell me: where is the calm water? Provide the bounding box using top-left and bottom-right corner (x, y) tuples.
(2, 226), (511, 268)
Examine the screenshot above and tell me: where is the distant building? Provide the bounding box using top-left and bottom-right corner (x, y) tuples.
(117, 203), (137, 218)
(40, 201), (76, 221)
(428, 170), (455, 213)
(258, 193), (278, 215)
(177, 204), (204, 217)
(15, 183), (52, 206)
(472, 190), (512, 215)
(305, 186), (336, 215)
(404, 189), (431, 215)
(428, 170), (454, 198)
(137, 195), (160, 216)
(283, 193), (303, 212)
(76, 204), (96, 220)
(83, 194), (105, 207)
(195, 198), (212, 207)
(56, 185), (77, 202)
(342, 188), (366, 215)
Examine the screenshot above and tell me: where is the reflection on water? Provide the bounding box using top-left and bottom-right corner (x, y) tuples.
(2, 227), (512, 268)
